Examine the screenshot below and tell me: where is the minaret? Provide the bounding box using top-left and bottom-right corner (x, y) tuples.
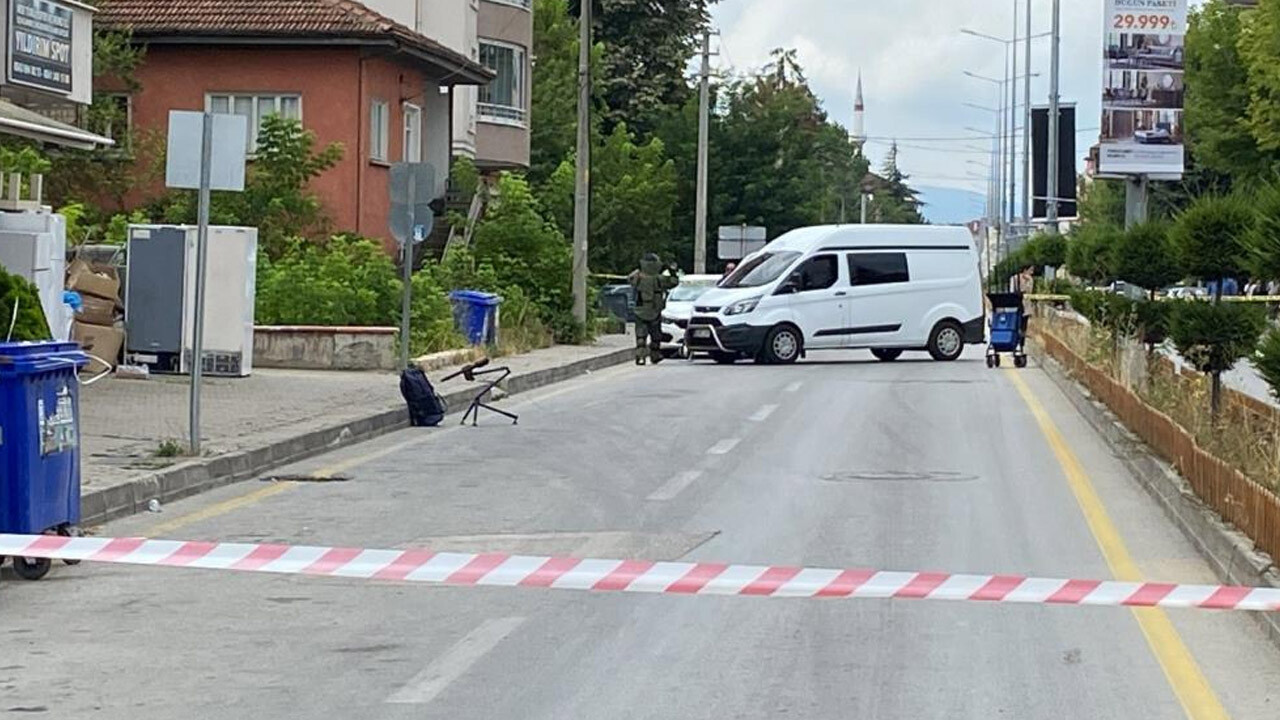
(852, 71), (866, 150)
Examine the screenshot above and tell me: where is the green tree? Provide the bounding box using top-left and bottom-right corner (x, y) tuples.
(1111, 222), (1181, 297)
(472, 173), (575, 330)
(1077, 178), (1126, 228)
(530, 0), (606, 185)
(1065, 223), (1119, 285)
(1170, 300), (1266, 415)
(542, 123), (678, 274)
(869, 142), (924, 224)
(1186, 0), (1277, 180)
(1171, 193), (1254, 291)
(1243, 180), (1280, 281)
(1239, 0), (1280, 156)
(1023, 233), (1067, 272)
(571, 0), (716, 137)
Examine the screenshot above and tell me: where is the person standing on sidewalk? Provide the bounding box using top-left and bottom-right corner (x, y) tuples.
(629, 253), (680, 366)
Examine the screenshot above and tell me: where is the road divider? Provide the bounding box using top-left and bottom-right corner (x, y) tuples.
(4, 534), (1280, 612)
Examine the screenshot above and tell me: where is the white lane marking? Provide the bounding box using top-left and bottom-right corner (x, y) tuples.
(749, 404), (779, 422)
(784, 381), (803, 393)
(647, 470), (704, 502)
(706, 438), (741, 455)
(386, 616), (527, 705)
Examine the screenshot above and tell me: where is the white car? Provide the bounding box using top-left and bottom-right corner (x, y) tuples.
(661, 275), (721, 357)
(685, 225), (984, 364)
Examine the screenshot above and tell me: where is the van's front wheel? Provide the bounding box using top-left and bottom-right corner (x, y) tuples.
(927, 321), (965, 362)
(761, 325), (802, 364)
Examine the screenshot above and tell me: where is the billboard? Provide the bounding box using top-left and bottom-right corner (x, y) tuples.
(8, 0), (74, 94)
(1098, 0), (1188, 177)
(1032, 104), (1078, 220)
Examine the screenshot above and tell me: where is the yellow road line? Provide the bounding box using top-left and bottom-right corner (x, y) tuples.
(1007, 371), (1229, 720)
(147, 482), (295, 537)
(146, 362), (640, 535)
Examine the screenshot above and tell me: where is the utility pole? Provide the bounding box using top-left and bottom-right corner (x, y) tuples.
(1007, 0), (1017, 244)
(571, 0), (592, 324)
(1022, 0), (1032, 231)
(694, 27), (711, 274)
(1046, 0), (1062, 231)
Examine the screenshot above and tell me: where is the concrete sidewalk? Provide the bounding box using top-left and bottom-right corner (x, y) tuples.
(78, 334), (633, 525)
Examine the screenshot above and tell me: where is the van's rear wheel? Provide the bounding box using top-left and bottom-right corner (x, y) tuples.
(927, 321), (965, 362)
(871, 349), (903, 362)
(762, 326), (802, 364)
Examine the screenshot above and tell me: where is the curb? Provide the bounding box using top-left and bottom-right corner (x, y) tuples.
(1032, 344), (1280, 649)
(82, 346), (634, 527)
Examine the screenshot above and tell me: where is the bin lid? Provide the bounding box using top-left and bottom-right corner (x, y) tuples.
(0, 341), (89, 375)
(449, 290), (503, 305)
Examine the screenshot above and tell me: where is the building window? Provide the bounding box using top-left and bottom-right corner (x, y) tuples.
(371, 100), (390, 161)
(403, 103), (422, 163)
(206, 93), (301, 152)
(478, 40), (527, 126)
(101, 93), (132, 147)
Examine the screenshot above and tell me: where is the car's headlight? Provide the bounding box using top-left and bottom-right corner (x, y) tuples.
(724, 297), (761, 316)
(661, 315), (676, 324)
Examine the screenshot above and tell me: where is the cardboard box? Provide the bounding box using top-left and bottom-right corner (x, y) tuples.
(67, 258), (121, 302)
(75, 294), (118, 326)
(71, 321), (123, 374)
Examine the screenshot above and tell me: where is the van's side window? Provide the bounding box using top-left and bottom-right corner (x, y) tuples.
(849, 253), (909, 286)
(795, 254), (839, 292)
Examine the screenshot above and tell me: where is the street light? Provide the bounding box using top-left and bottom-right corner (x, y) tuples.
(961, 25), (1051, 237)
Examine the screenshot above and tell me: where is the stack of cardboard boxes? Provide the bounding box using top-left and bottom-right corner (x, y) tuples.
(67, 258), (124, 374)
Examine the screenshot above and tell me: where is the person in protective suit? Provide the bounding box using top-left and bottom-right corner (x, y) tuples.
(629, 253), (680, 365)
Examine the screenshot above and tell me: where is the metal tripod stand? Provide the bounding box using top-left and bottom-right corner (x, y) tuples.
(443, 359), (518, 426)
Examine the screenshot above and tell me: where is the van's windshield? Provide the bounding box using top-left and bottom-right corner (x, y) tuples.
(720, 251), (802, 289)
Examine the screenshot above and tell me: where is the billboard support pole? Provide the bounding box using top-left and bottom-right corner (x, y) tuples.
(1046, 0), (1061, 233)
(1125, 175), (1149, 230)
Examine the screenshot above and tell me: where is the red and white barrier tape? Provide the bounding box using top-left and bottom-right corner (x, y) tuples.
(3, 533), (1278, 611)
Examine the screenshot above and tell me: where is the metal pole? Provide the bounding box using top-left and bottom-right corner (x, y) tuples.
(1007, 0), (1017, 243)
(860, 193), (868, 224)
(1125, 176), (1149, 230)
(399, 176), (415, 370)
(1047, 0), (1061, 230)
(694, 27), (711, 274)
(1022, 0), (1032, 230)
(188, 111), (213, 456)
(571, 0), (592, 324)
(999, 47), (1009, 263)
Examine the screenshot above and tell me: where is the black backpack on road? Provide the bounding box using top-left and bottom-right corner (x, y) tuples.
(400, 367), (448, 427)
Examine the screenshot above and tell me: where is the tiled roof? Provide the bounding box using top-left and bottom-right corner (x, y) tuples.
(96, 0), (490, 80)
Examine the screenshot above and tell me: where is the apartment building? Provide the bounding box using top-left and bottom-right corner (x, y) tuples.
(363, 0), (532, 172)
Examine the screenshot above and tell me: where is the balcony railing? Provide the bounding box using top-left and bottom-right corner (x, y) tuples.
(484, 0), (532, 9)
(478, 102), (528, 127)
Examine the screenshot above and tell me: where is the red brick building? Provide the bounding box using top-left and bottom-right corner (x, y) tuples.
(96, 0), (492, 248)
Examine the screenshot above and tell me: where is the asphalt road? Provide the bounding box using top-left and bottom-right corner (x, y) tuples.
(4, 349), (1280, 719)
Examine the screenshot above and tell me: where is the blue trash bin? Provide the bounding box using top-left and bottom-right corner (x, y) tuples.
(449, 291), (503, 346)
(0, 342), (89, 549)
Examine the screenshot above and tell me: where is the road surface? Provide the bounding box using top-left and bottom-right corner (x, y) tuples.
(4, 350), (1280, 719)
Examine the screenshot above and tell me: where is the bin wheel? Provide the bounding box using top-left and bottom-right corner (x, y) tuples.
(1015, 355), (1028, 369)
(985, 355), (995, 369)
(58, 525), (83, 565)
(13, 556), (51, 580)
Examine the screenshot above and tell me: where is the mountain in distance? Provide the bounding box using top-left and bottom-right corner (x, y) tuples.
(916, 186), (985, 226)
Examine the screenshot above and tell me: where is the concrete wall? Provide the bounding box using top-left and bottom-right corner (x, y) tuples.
(254, 326), (397, 371)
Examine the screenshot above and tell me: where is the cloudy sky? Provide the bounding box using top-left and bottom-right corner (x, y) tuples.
(711, 0), (1127, 214)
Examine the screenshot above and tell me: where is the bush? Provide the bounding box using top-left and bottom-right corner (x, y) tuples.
(1245, 181), (1280, 281)
(409, 270), (463, 355)
(1112, 222), (1181, 297)
(1169, 299), (1265, 384)
(1256, 329), (1280, 401)
(1066, 224), (1120, 285)
(256, 234), (400, 326)
(1171, 194), (1254, 285)
(0, 266), (50, 341)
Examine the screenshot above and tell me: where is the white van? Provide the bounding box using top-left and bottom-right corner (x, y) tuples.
(684, 225), (984, 364)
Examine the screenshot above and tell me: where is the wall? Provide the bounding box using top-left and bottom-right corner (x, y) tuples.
(476, 0), (531, 169)
(124, 46), (446, 253)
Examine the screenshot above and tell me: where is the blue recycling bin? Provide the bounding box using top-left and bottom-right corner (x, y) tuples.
(449, 291), (502, 346)
(0, 342), (89, 539)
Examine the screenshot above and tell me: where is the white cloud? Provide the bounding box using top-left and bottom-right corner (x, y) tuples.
(712, 0), (1124, 204)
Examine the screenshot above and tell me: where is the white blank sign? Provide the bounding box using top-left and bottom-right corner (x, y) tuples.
(166, 111), (248, 192)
